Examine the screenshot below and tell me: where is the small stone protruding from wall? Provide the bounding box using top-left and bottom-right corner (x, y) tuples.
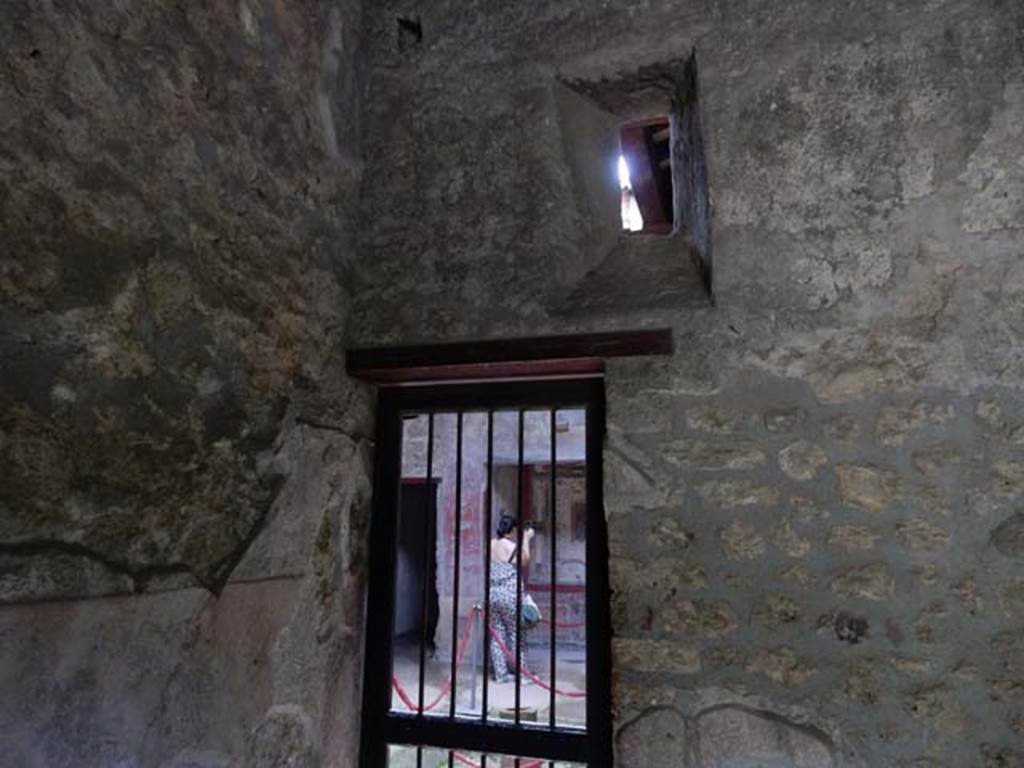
(992, 512), (1024, 557)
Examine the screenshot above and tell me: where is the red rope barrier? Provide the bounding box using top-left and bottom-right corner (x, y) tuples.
(390, 603), (588, 717)
(392, 605), (479, 713)
(391, 675), (418, 711)
(486, 624), (587, 698)
(390, 606), (582, 768)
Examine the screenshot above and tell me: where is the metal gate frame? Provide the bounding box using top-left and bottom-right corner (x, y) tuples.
(358, 378), (611, 768)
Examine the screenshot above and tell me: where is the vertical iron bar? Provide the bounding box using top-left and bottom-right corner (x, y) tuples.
(481, 411), (494, 726)
(416, 745), (423, 768)
(548, 409), (557, 729)
(449, 413), (464, 718)
(514, 409), (525, 724)
(585, 384), (612, 768)
(470, 607), (479, 711)
(418, 414), (435, 716)
(448, 749), (454, 768)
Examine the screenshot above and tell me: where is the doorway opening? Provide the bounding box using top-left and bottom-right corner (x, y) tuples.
(395, 478), (440, 655)
(360, 379), (612, 768)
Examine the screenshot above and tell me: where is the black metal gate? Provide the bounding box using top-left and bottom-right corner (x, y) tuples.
(359, 379), (611, 768)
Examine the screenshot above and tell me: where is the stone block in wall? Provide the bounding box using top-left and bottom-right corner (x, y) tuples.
(875, 402), (954, 446)
(662, 599), (738, 638)
(686, 404), (756, 434)
(830, 563), (895, 601)
(993, 461), (1024, 496)
(611, 557), (707, 594)
(745, 648), (817, 687)
(770, 519), (812, 558)
(699, 480), (781, 509)
(614, 638), (701, 674)
(613, 681), (679, 716)
(835, 464), (901, 513)
(823, 415), (860, 442)
(904, 684), (970, 734)
(778, 440), (830, 481)
(755, 595), (803, 631)
(911, 444), (962, 476)
(645, 517), (697, 550)
(895, 518), (951, 552)
(827, 525), (880, 552)
(691, 706), (835, 767)
(779, 565), (818, 587)
(616, 707), (688, 768)
(842, 661), (881, 706)
(663, 439), (767, 471)
(721, 520), (766, 560)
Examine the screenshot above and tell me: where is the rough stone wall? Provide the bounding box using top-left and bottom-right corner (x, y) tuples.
(0, 2), (371, 766)
(355, 1), (1024, 765)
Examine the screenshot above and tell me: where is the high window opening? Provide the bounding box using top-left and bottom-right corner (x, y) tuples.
(618, 117), (673, 235)
(360, 379), (612, 768)
(618, 156), (644, 232)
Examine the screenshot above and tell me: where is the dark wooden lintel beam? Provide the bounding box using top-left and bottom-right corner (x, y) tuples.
(346, 329), (673, 383)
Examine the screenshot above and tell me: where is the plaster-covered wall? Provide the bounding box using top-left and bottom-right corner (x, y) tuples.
(0, 2), (371, 766)
(354, 1), (1024, 765)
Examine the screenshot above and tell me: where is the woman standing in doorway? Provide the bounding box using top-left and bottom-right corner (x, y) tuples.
(488, 513), (534, 684)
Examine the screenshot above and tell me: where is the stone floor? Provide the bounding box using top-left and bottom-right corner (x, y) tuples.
(391, 635), (588, 728)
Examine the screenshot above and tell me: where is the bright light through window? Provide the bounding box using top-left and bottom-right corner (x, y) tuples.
(618, 155), (644, 232)
(617, 155), (631, 189)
